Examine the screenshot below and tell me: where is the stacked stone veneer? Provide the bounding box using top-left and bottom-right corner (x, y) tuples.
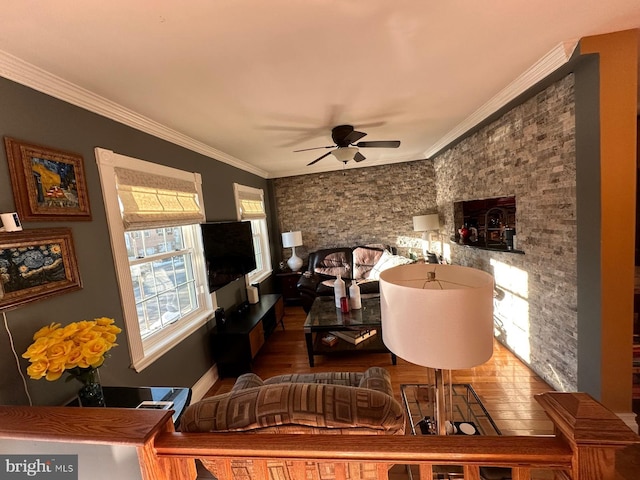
(272, 73), (577, 392)
(272, 160), (437, 262)
(434, 74), (577, 391)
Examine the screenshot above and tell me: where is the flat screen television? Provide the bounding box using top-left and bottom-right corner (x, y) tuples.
(200, 221), (256, 292)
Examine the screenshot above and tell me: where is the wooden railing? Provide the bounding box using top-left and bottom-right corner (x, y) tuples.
(0, 392), (638, 480)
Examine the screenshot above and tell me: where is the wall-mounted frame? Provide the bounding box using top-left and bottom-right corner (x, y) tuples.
(3, 137), (91, 221)
(0, 228), (82, 311)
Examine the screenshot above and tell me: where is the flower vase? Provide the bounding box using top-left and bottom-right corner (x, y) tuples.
(77, 368), (105, 407)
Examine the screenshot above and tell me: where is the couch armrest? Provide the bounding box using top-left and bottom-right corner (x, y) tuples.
(297, 272), (322, 312)
(296, 272), (320, 294)
(180, 383), (405, 435)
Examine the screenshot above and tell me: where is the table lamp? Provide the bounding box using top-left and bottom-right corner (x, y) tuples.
(413, 214), (440, 259)
(380, 263), (494, 435)
(281, 231), (303, 272)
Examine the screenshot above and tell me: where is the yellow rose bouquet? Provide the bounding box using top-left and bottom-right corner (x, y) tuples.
(22, 317), (122, 385)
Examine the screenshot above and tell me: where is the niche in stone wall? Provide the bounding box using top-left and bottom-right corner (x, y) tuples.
(453, 196), (520, 252)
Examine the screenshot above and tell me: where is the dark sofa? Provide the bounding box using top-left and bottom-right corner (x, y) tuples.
(297, 244), (399, 312)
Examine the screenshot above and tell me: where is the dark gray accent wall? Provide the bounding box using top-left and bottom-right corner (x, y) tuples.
(574, 53), (602, 397)
(0, 77), (273, 405)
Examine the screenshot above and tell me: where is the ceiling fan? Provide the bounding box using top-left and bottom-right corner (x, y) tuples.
(295, 125), (401, 166)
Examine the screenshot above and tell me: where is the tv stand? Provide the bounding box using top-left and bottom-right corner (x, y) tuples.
(211, 293), (284, 377)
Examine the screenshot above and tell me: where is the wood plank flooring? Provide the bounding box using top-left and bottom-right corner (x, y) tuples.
(202, 305), (640, 479)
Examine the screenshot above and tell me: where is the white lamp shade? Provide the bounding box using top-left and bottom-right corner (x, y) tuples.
(282, 231), (303, 248)
(413, 214), (440, 232)
(332, 147), (358, 162)
(380, 263), (494, 370)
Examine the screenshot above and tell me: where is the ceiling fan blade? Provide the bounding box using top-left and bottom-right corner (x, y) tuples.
(355, 140), (401, 148)
(307, 151), (333, 166)
(354, 151), (366, 162)
(344, 130), (367, 145)
(294, 145), (334, 152)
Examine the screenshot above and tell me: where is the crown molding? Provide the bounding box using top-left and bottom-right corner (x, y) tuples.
(425, 40), (579, 158)
(0, 49), (269, 178)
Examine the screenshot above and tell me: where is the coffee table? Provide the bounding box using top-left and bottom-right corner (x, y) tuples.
(304, 295), (396, 367)
(401, 383), (500, 436)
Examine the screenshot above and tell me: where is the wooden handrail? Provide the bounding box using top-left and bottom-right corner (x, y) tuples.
(0, 392), (637, 480)
(154, 434), (574, 480)
(154, 432), (573, 466)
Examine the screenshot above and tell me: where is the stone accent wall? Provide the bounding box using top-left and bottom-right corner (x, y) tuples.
(272, 160), (437, 262)
(434, 74), (577, 391)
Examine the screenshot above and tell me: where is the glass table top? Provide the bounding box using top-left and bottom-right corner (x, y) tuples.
(304, 294), (382, 331)
(401, 383), (501, 436)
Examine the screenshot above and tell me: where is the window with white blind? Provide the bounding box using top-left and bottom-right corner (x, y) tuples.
(95, 148), (213, 372)
(233, 183), (272, 284)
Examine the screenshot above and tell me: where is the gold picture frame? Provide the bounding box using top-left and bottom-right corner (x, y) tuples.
(3, 137), (91, 221)
(0, 228), (82, 310)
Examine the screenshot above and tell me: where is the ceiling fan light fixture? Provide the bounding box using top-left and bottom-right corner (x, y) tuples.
(332, 146), (358, 162)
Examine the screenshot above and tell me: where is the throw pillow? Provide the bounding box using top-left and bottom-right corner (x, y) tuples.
(314, 251), (351, 279)
(367, 250), (414, 280)
(352, 246), (385, 280)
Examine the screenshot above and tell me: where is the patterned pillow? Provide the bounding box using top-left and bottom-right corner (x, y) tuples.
(367, 250), (414, 280)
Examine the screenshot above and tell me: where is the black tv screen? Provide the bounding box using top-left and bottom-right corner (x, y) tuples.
(200, 221), (257, 292)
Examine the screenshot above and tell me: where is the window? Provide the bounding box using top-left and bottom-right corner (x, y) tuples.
(95, 148), (212, 372)
(233, 183), (272, 284)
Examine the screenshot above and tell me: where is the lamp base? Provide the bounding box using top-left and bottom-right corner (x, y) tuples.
(287, 247), (303, 272)
(434, 368), (447, 435)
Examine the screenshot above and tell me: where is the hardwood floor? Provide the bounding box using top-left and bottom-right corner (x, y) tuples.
(202, 304), (640, 479)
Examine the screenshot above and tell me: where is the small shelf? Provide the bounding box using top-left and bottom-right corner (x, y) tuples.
(451, 239), (525, 255)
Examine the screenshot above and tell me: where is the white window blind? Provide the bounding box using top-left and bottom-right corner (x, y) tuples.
(235, 185), (266, 220)
(115, 167), (205, 230)
(233, 183), (272, 283)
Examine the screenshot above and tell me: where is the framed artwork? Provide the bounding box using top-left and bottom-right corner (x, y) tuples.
(0, 228), (82, 310)
(3, 137), (91, 221)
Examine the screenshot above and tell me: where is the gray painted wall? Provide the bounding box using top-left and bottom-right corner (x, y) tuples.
(0, 77), (274, 405)
(574, 54), (603, 397)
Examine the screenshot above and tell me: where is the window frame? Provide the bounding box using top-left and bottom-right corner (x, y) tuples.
(95, 148), (213, 372)
(233, 183), (272, 284)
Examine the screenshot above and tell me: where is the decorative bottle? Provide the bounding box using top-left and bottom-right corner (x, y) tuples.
(349, 280), (362, 310)
(334, 275), (346, 308)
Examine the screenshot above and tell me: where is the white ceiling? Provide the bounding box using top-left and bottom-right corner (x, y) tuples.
(0, 1), (639, 178)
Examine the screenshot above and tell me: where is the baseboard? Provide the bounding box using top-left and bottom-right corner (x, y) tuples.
(190, 364), (219, 403)
(616, 411), (639, 434)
